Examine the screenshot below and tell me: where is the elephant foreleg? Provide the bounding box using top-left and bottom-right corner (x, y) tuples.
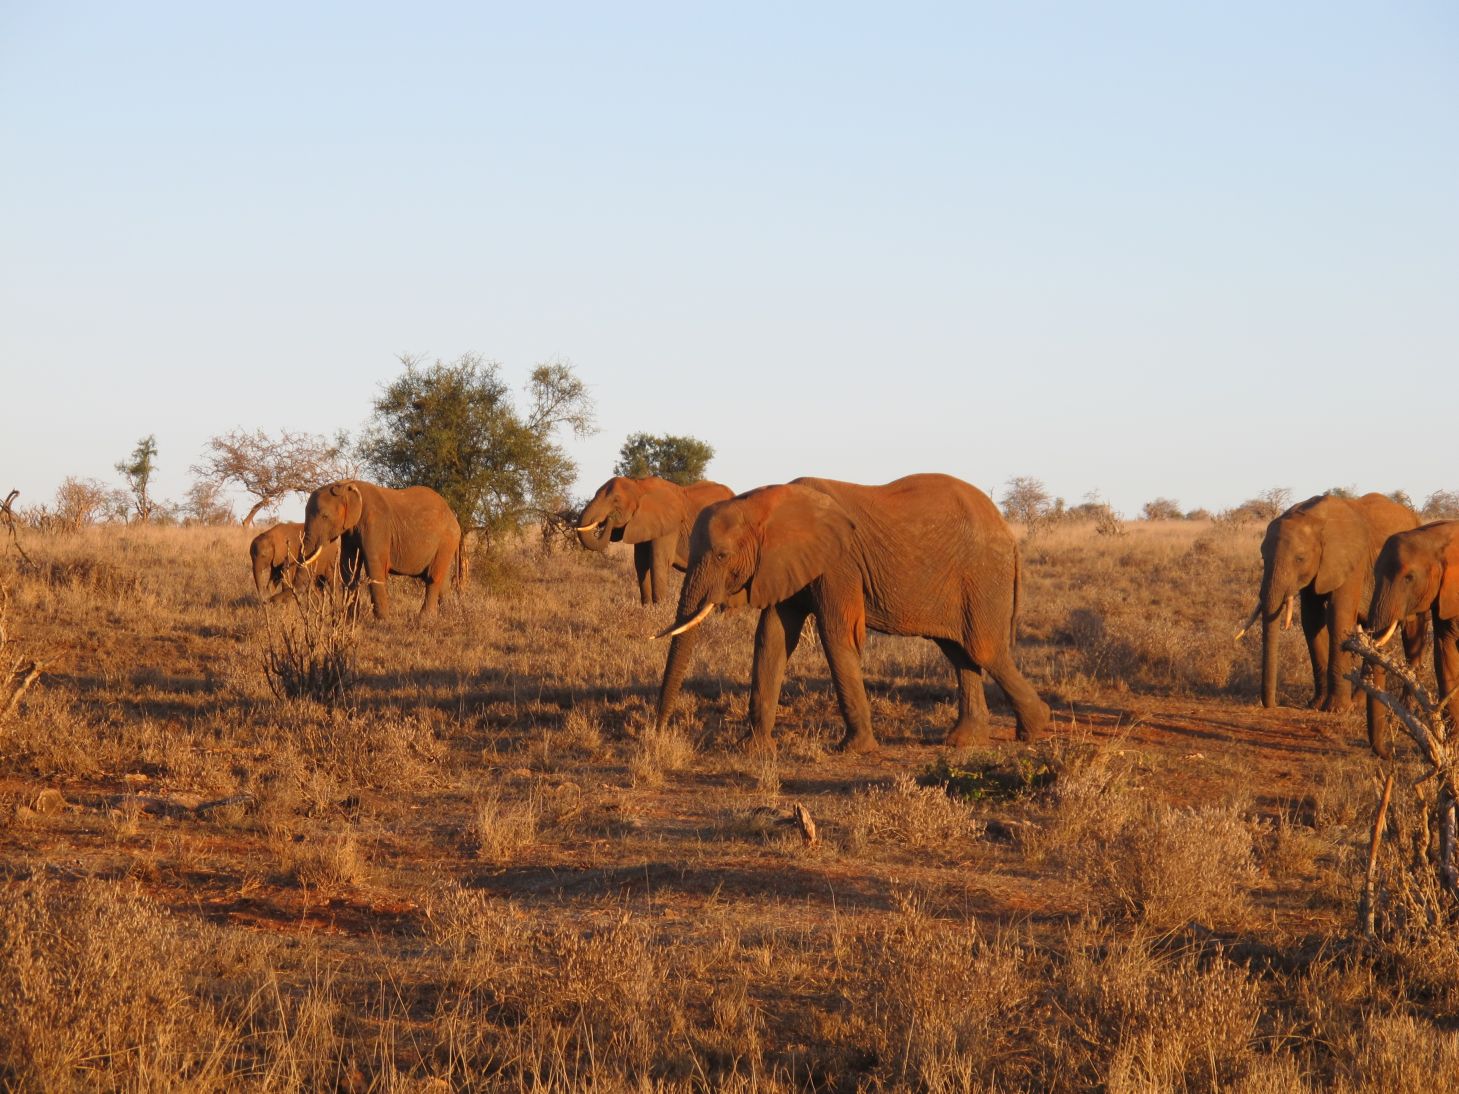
(1300, 589), (1328, 708)
(813, 599), (876, 753)
(1321, 588), (1360, 712)
(364, 553), (390, 619)
(748, 598), (811, 751)
(650, 537), (674, 607)
(633, 542), (655, 605)
(936, 639), (991, 747)
(1436, 616), (1459, 734)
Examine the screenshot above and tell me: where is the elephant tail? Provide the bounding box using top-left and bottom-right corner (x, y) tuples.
(1010, 546), (1022, 646)
(453, 533), (467, 593)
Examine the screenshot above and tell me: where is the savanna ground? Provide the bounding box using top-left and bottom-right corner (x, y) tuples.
(2, 517), (1457, 1091)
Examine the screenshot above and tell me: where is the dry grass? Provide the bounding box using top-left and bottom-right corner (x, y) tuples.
(0, 518), (1453, 1089)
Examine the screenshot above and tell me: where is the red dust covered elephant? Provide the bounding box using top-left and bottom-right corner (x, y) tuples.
(651, 473), (1051, 753)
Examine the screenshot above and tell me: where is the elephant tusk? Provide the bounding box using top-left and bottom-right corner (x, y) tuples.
(650, 602), (716, 641)
(1374, 620), (1400, 647)
(1234, 604), (1261, 642)
(575, 520), (604, 533)
(1281, 596), (1295, 631)
(301, 545), (323, 567)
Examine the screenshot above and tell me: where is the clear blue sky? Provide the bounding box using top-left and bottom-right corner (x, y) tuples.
(3, 2), (1455, 517)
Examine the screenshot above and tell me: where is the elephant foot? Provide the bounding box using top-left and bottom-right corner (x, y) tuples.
(1014, 702), (1052, 742)
(1317, 694), (1353, 715)
(1306, 692), (1327, 710)
(943, 722), (993, 748)
(739, 730), (777, 756)
(1368, 723), (1393, 760)
(835, 730), (879, 755)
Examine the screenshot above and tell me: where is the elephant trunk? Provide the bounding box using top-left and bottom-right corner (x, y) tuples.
(1259, 571), (1290, 709)
(653, 561), (725, 729)
(655, 627), (704, 732)
(1261, 614), (1280, 708)
(1366, 582), (1403, 649)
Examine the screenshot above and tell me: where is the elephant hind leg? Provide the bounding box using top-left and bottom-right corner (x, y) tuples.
(981, 648), (1051, 741)
(419, 541), (457, 618)
(936, 639), (992, 747)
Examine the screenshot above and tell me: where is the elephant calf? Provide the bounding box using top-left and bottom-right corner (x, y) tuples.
(249, 521), (339, 603)
(576, 475), (734, 605)
(653, 473), (1051, 753)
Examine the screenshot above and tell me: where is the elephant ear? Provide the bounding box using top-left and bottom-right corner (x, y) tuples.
(341, 482), (365, 531)
(747, 485), (855, 609)
(621, 479), (685, 544)
(1314, 503), (1366, 594)
(1439, 528), (1459, 621)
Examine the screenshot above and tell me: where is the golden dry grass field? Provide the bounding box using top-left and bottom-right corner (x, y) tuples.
(2, 519), (1457, 1091)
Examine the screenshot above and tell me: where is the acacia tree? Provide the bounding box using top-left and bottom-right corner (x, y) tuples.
(192, 428), (352, 526)
(358, 353), (595, 544)
(1000, 477), (1053, 525)
(613, 433), (716, 485)
(115, 435), (158, 523)
(53, 477), (118, 530)
(1141, 497), (1182, 521)
(1423, 490), (1459, 520)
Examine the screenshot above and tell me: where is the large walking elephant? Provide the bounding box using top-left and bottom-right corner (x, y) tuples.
(300, 481), (462, 619)
(1236, 493), (1423, 711)
(249, 521), (339, 602)
(1365, 520), (1459, 757)
(652, 474), (1051, 753)
(576, 476), (734, 605)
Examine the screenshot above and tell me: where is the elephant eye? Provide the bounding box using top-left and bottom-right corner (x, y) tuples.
(715, 548), (729, 561)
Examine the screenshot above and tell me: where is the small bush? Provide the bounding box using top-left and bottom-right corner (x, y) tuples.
(470, 788), (539, 861)
(261, 584), (361, 705)
(848, 773), (986, 854)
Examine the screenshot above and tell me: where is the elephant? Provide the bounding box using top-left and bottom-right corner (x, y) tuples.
(575, 476), (734, 605)
(651, 473), (1051, 753)
(1235, 492), (1424, 712)
(1364, 520), (1459, 757)
(249, 521), (339, 603)
(300, 480), (463, 619)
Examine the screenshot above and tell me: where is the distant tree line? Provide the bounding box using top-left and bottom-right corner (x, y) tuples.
(20, 354), (726, 553)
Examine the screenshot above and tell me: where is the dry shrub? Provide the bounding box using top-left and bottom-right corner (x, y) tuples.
(424, 882), (528, 965)
(276, 825), (370, 889)
(629, 723), (694, 786)
(1031, 745), (1255, 926)
(470, 787), (539, 861)
(1326, 1010), (1459, 1092)
(861, 900), (1039, 1089)
(428, 911), (682, 1087)
(0, 877), (234, 1090)
(261, 583), (361, 704)
(559, 704), (604, 753)
(321, 707), (438, 789)
(847, 773), (987, 855)
(1057, 924), (1262, 1091)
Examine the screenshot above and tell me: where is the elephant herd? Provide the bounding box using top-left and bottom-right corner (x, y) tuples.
(252, 476), (1459, 758)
